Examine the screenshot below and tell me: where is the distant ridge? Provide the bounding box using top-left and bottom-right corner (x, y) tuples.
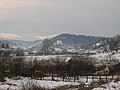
(0, 39), (42, 49)
(0, 33), (108, 49)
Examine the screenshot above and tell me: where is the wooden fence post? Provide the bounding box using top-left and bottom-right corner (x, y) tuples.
(99, 75), (101, 81)
(112, 74), (114, 81)
(92, 75), (94, 82)
(86, 76), (88, 83)
(106, 75), (107, 82)
(118, 73), (119, 80)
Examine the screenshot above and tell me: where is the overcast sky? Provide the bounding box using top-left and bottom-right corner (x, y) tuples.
(0, 0), (120, 40)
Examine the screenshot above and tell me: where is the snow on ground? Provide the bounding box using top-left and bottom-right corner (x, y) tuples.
(1, 53), (120, 90)
(113, 53), (120, 61)
(1, 77), (120, 90)
(24, 52), (120, 64)
(92, 53), (120, 67)
(93, 81), (120, 90)
(0, 78), (79, 90)
(92, 53), (112, 60)
(93, 53), (120, 60)
(25, 55), (71, 62)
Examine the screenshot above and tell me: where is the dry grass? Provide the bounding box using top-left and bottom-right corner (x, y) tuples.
(21, 80), (46, 90)
(21, 80), (108, 90)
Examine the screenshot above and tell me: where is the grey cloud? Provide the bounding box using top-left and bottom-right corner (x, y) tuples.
(0, 0), (120, 40)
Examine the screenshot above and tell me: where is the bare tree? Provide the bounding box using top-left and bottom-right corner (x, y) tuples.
(0, 42), (11, 82)
(67, 53), (96, 81)
(41, 38), (51, 55)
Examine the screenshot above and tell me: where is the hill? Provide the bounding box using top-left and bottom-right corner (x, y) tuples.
(51, 33), (105, 47)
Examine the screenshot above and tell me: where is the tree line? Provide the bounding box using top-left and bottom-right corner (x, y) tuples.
(0, 49), (96, 82)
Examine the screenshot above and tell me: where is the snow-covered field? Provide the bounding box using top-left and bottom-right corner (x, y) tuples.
(92, 53), (120, 61)
(93, 81), (120, 90)
(1, 53), (120, 90)
(0, 78), (79, 90)
(25, 53), (120, 61)
(25, 55), (71, 61)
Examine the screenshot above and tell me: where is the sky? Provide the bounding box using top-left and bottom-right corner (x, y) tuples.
(0, 0), (120, 40)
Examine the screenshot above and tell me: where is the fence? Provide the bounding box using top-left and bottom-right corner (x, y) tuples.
(41, 75), (120, 83)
